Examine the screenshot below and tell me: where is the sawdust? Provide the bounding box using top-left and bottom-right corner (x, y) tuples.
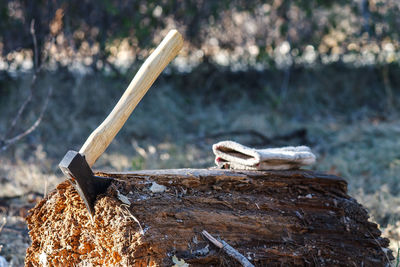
(25, 169), (393, 266)
(25, 181), (146, 266)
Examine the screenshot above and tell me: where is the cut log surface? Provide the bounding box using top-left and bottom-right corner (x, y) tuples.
(25, 169), (392, 266)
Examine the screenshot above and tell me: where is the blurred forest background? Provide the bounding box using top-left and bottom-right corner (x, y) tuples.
(0, 0), (399, 265)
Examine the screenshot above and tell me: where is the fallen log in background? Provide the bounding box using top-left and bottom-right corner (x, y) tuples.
(25, 169), (393, 266)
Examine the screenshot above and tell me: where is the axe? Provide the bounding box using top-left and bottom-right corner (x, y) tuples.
(59, 30), (183, 216)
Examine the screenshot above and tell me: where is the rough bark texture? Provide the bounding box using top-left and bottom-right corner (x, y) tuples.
(25, 169), (393, 266)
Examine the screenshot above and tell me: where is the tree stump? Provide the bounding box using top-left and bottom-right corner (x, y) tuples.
(25, 169), (392, 266)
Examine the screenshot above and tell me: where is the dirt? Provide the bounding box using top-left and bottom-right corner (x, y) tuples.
(25, 169), (393, 266)
(0, 192), (42, 265)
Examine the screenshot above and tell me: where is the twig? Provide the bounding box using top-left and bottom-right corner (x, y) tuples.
(2, 20), (40, 141)
(367, 229), (391, 264)
(31, 19), (39, 71)
(202, 230), (255, 267)
(280, 6), (293, 99)
(361, 0), (371, 35)
(0, 217), (6, 234)
(0, 19), (48, 151)
(2, 85), (33, 140)
(202, 230), (223, 248)
(121, 205), (144, 235)
(1, 86), (53, 151)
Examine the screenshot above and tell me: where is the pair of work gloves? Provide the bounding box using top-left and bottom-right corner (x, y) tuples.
(213, 141), (316, 171)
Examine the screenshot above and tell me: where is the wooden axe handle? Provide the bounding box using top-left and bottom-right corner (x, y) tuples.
(79, 30), (183, 167)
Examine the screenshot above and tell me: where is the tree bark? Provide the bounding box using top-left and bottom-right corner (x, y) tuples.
(25, 169), (393, 266)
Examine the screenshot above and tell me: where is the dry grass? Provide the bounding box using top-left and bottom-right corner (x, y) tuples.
(0, 65), (399, 264)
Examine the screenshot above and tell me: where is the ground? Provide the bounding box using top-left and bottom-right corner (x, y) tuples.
(0, 65), (399, 265)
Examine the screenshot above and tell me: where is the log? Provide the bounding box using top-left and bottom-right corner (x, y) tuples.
(25, 169), (393, 266)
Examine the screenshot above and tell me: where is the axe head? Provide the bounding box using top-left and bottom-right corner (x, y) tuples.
(59, 150), (113, 216)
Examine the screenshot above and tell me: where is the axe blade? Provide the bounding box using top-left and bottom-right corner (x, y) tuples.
(59, 150), (113, 216)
